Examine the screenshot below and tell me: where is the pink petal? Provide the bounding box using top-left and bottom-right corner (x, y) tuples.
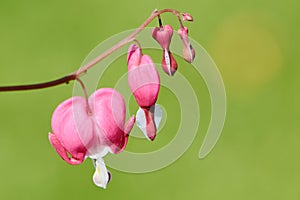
(128, 54), (160, 108)
(48, 133), (85, 165)
(124, 115), (136, 136)
(90, 88), (130, 154)
(152, 25), (174, 50)
(50, 96), (95, 164)
(142, 107), (156, 141)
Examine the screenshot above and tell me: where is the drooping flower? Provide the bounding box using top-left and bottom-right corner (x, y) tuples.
(48, 88), (135, 189)
(177, 27), (195, 63)
(127, 44), (160, 140)
(152, 25), (178, 76)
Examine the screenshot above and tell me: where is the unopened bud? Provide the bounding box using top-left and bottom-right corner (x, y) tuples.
(181, 13), (194, 21)
(178, 27), (195, 63)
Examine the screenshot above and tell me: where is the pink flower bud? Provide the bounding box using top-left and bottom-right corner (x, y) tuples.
(127, 44), (160, 140)
(49, 88), (135, 188)
(152, 25), (179, 76)
(181, 13), (194, 21)
(178, 27), (195, 63)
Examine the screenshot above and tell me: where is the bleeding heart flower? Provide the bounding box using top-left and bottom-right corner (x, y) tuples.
(177, 27), (195, 63)
(152, 25), (178, 76)
(48, 88), (135, 189)
(127, 44), (160, 140)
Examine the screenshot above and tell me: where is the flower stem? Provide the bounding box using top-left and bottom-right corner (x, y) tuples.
(0, 8), (182, 92)
(158, 14), (163, 28)
(76, 78), (92, 114)
(0, 74), (76, 92)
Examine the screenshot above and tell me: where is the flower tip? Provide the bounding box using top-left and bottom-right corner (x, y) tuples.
(162, 50), (178, 76)
(135, 104), (162, 141)
(148, 134), (156, 141)
(127, 44), (141, 65)
(142, 107), (157, 141)
(182, 13), (194, 21)
(183, 45), (195, 63)
(152, 8), (158, 14)
(144, 126), (156, 141)
(124, 115), (136, 136)
(163, 66), (177, 76)
(93, 158), (110, 189)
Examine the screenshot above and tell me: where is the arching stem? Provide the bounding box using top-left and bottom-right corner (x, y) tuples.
(0, 8), (184, 92)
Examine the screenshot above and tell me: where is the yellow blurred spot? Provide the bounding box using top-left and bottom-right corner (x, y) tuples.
(211, 14), (282, 92)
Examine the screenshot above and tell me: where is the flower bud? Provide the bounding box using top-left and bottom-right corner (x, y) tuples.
(178, 27), (195, 63)
(181, 13), (194, 21)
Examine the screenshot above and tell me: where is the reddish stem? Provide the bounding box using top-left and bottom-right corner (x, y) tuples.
(0, 74), (76, 92)
(0, 9), (182, 92)
(76, 78), (92, 114)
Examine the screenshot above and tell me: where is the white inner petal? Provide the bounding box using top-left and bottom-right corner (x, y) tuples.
(88, 146), (110, 160)
(136, 104), (163, 140)
(164, 49), (172, 76)
(92, 158), (109, 189)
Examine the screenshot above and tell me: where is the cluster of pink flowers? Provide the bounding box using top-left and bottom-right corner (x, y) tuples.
(48, 12), (195, 189)
(152, 23), (195, 75)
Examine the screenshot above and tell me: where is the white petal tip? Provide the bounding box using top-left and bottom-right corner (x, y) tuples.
(164, 50), (172, 76)
(92, 158), (109, 189)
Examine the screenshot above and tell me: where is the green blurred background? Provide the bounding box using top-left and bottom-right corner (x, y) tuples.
(0, 0), (299, 199)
